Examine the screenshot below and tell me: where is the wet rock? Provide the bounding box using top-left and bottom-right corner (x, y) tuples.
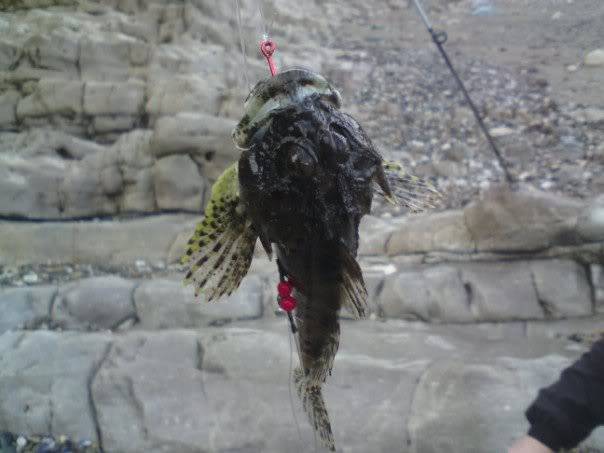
(52, 277), (136, 330)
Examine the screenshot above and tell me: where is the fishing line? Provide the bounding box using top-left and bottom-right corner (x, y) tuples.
(234, 0), (251, 90)
(410, 0), (515, 185)
(287, 321), (304, 452)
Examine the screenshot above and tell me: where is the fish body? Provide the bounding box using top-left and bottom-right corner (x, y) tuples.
(182, 68), (440, 451)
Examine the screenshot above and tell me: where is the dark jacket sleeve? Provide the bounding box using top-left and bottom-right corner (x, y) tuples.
(525, 339), (604, 451)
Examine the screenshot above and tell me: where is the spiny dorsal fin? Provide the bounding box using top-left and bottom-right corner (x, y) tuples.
(181, 163), (258, 302)
(376, 160), (442, 213)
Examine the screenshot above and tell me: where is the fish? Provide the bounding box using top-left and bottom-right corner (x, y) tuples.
(182, 67), (441, 451)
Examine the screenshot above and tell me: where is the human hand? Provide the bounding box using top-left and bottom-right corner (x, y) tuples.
(508, 436), (553, 453)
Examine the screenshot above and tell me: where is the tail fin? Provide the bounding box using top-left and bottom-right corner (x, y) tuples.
(294, 367), (336, 451)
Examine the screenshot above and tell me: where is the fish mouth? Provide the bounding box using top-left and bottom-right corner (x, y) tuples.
(232, 67), (342, 149)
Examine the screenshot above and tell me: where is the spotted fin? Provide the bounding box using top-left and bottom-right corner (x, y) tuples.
(181, 163), (258, 301)
(338, 246), (368, 319)
(294, 367), (336, 451)
(375, 161), (442, 213)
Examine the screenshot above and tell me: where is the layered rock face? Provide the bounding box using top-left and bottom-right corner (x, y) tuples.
(0, 0), (345, 219)
(1, 1), (604, 452)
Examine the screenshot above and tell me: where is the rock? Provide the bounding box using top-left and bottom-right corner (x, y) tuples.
(591, 264), (604, 314)
(577, 194), (604, 242)
(0, 286), (55, 333)
(584, 48), (604, 67)
(357, 216), (401, 255)
(83, 81), (145, 116)
(150, 113), (237, 181)
(460, 261), (544, 321)
(378, 265), (474, 322)
(530, 260), (593, 318)
(153, 155), (205, 211)
(52, 276), (136, 330)
(22, 272), (39, 284)
(407, 356), (571, 453)
(17, 80), (83, 119)
(0, 331), (111, 441)
(145, 76), (222, 118)
(0, 90), (20, 128)
(92, 330), (206, 453)
(489, 126), (515, 137)
(463, 186), (583, 253)
(134, 276), (265, 329)
(387, 210), (473, 255)
(0, 214), (196, 266)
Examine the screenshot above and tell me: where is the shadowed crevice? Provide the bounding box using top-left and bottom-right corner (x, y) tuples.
(87, 342), (112, 453)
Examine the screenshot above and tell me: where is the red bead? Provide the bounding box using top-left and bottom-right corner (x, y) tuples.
(277, 281), (293, 298)
(278, 295), (297, 312)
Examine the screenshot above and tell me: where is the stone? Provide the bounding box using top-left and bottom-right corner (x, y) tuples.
(0, 153), (67, 218)
(0, 90), (20, 128)
(407, 355), (572, 453)
(145, 76), (222, 117)
(79, 34), (134, 81)
(460, 261), (544, 321)
(153, 155), (205, 211)
(0, 331), (111, 442)
(591, 264), (604, 314)
(584, 48), (604, 67)
(463, 186), (583, 253)
(52, 276), (136, 330)
(134, 276), (264, 329)
(92, 330), (207, 453)
(378, 265), (474, 322)
(0, 214), (196, 266)
(387, 210), (473, 255)
(83, 81), (145, 116)
(576, 194), (604, 242)
(530, 260), (593, 319)
(16, 79), (83, 118)
(357, 215), (401, 255)
(0, 286), (55, 333)
(150, 113), (237, 181)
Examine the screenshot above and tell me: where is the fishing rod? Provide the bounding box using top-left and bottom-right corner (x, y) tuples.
(410, 0), (514, 185)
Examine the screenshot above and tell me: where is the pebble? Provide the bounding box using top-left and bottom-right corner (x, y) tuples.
(489, 126), (515, 137)
(584, 49), (604, 67)
(22, 272), (39, 284)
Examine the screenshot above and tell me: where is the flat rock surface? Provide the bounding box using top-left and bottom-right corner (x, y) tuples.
(0, 320), (603, 452)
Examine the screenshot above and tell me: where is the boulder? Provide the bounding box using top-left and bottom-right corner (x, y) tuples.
(463, 186), (582, 253)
